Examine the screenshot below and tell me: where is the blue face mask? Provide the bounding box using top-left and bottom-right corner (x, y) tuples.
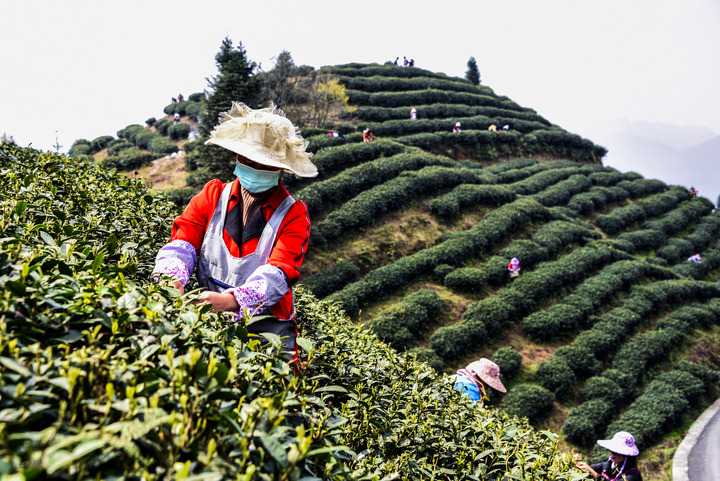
(233, 161), (281, 193)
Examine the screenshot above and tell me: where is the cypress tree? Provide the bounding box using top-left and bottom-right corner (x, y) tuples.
(187, 37), (262, 187)
(465, 56), (481, 85)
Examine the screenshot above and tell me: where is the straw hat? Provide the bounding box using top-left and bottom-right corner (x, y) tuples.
(205, 102), (317, 178)
(597, 431), (639, 456)
(467, 358), (506, 393)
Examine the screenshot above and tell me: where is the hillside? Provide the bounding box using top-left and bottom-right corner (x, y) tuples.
(53, 61), (720, 479)
(0, 142), (581, 479)
(285, 64), (720, 475)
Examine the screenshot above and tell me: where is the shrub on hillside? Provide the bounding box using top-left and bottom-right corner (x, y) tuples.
(432, 264), (455, 283)
(502, 384), (554, 422)
(168, 122), (191, 140)
(91, 135), (115, 152)
(68, 140), (91, 157)
(301, 261), (360, 298)
(581, 376), (623, 404)
(563, 399), (615, 448)
(155, 118), (172, 136)
(536, 356), (575, 398)
(148, 137), (178, 155)
(367, 289), (442, 350)
(493, 347), (522, 381)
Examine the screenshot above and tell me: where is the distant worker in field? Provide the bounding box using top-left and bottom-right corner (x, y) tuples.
(403, 56), (408, 67)
(153, 102), (317, 356)
(173, 112), (181, 124)
(410, 108), (417, 120)
(452, 358), (507, 403)
(409, 58), (415, 67)
(393, 56), (399, 66)
(453, 122), (462, 134)
(508, 257), (521, 278)
(363, 128), (373, 142)
(690, 186), (698, 197)
(177, 93), (184, 102)
(688, 254), (702, 264)
(502, 124), (510, 131)
(327, 131), (345, 138)
(488, 124), (498, 133)
(576, 431), (642, 481)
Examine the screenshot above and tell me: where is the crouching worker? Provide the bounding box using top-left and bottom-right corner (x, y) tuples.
(452, 358), (507, 403)
(153, 102), (317, 356)
(576, 431), (642, 481)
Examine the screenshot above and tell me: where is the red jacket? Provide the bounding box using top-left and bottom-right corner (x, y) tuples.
(170, 178), (310, 319)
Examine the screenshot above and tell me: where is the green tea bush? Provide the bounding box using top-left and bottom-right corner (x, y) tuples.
(148, 136), (178, 155)
(536, 357), (576, 397)
(106, 138), (134, 156)
(501, 384), (554, 422)
(367, 289), (442, 349)
(581, 377), (623, 403)
(301, 260), (360, 298)
(427, 184), (515, 218)
(355, 103), (551, 125)
(155, 117), (172, 136)
(299, 151), (460, 216)
(674, 360), (720, 386)
(68, 139), (91, 157)
(317, 166), (485, 240)
(168, 122), (191, 140)
(493, 347), (522, 380)
(433, 263), (455, 282)
(347, 88), (510, 110)
(563, 399), (615, 448)
(602, 370), (704, 453)
(91, 135), (115, 152)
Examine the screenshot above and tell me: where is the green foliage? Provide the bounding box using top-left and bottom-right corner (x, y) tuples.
(367, 289), (442, 349)
(501, 384), (554, 422)
(167, 122), (191, 140)
(465, 56), (481, 85)
(301, 260), (360, 298)
(492, 347), (522, 381)
(536, 357), (576, 397)
(0, 143), (584, 479)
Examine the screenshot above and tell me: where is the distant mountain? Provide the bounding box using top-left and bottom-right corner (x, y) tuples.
(581, 120), (720, 204)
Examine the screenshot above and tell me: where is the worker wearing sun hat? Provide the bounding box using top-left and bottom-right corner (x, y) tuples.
(153, 102), (317, 355)
(452, 358), (507, 403)
(576, 431), (642, 481)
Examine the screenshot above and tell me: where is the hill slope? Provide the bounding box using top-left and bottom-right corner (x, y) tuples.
(0, 142), (581, 479)
(285, 63), (720, 472)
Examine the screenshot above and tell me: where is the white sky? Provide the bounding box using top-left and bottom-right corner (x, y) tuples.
(2, 0), (719, 157)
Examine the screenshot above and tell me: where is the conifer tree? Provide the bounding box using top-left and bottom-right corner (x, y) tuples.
(465, 56), (481, 85)
(187, 37), (262, 187)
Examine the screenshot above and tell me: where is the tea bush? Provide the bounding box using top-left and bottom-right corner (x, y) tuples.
(168, 122), (191, 140)
(367, 289), (442, 349)
(300, 260), (360, 298)
(501, 384), (554, 422)
(492, 347), (522, 381)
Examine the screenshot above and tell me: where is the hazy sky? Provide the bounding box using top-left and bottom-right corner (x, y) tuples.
(2, 1), (719, 159)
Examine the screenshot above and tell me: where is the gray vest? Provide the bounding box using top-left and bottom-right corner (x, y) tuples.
(197, 183), (296, 308)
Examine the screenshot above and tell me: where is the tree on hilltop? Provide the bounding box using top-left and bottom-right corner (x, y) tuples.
(200, 36), (262, 137)
(187, 36), (262, 187)
(465, 56), (481, 85)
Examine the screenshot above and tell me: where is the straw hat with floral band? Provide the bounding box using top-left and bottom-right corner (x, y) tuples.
(205, 102), (318, 178)
(462, 358), (507, 393)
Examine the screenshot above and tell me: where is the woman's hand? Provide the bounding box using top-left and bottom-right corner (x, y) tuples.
(173, 280), (185, 295)
(198, 291), (240, 313)
(576, 461), (597, 479)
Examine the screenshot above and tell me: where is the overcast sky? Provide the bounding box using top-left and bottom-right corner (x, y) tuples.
(2, 1), (719, 171)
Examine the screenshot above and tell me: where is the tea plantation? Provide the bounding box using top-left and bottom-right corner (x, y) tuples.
(8, 61), (720, 479)
(0, 143), (581, 479)
(290, 64), (720, 471)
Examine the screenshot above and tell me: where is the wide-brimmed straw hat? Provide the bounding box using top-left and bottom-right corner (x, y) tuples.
(467, 358), (506, 393)
(597, 431), (639, 456)
(205, 102), (317, 178)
